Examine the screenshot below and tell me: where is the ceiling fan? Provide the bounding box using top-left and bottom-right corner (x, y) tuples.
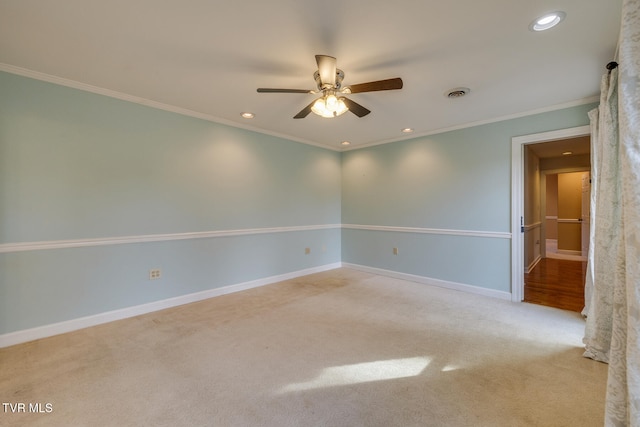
(257, 55), (403, 119)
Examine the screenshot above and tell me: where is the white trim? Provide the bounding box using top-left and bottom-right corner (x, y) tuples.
(342, 97), (599, 151)
(0, 63), (597, 153)
(0, 224), (341, 253)
(343, 263), (511, 301)
(512, 126), (591, 145)
(0, 263), (342, 348)
(342, 224), (511, 239)
(0, 224), (509, 254)
(523, 222), (542, 231)
(543, 167), (591, 175)
(526, 255), (542, 274)
(0, 63), (339, 152)
(557, 249), (582, 256)
(511, 125), (590, 303)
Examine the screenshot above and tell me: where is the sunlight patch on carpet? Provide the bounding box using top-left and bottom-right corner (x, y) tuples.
(279, 356), (431, 393)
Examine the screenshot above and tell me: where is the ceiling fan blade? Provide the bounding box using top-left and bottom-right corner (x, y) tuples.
(257, 88), (313, 93)
(293, 99), (317, 119)
(315, 55), (337, 87)
(342, 97), (371, 118)
(345, 77), (403, 94)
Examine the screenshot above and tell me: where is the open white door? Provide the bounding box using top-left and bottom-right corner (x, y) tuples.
(581, 172), (591, 257)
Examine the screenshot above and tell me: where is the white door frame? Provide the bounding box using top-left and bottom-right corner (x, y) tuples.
(510, 125), (590, 302)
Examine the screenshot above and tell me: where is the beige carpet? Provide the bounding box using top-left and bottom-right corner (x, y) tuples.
(0, 268), (607, 426)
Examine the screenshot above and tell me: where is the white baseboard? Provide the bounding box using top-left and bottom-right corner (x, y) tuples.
(557, 249), (582, 256)
(0, 263), (342, 348)
(527, 255), (542, 273)
(342, 263), (512, 301)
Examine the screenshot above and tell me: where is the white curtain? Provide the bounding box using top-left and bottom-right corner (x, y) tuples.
(583, 0), (640, 424)
(582, 105), (599, 318)
(583, 69), (619, 364)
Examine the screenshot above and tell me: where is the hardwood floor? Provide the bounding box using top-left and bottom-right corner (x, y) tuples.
(524, 257), (587, 312)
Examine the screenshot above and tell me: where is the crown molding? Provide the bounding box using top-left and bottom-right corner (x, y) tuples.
(0, 63), (340, 152)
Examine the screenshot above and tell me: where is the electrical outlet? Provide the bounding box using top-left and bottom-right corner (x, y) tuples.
(149, 269), (161, 280)
(393, 247), (399, 255)
(305, 247), (311, 255)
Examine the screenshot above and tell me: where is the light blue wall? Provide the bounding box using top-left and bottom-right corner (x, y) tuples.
(341, 104), (596, 292)
(0, 72), (341, 334)
(0, 72), (341, 242)
(0, 69), (597, 336)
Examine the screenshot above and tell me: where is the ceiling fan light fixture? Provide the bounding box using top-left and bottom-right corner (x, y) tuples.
(530, 11), (566, 31)
(311, 94), (349, 118)
(257, 54), (402, 119)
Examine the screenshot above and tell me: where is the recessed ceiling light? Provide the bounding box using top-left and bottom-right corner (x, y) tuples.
(401, 128), (414, 133)
(530, 11), (566, 31)
(562, 151), (573, 156)
(241, 112), (255, 119)
(341, 141), (351, 146)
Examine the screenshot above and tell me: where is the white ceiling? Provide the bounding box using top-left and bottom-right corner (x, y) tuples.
(528, 135), (590, 158)
(0, 0), (621, 151)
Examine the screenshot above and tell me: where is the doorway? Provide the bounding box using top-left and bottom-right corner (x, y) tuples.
(543, 171), (590, 261)
(511, 126), (591, 306)
(522, 140), (590, 312)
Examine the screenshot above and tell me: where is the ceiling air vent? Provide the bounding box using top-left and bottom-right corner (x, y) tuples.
(446, 87), (470, 98)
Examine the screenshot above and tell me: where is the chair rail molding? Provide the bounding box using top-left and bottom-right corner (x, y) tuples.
(0, 224), (341, 253)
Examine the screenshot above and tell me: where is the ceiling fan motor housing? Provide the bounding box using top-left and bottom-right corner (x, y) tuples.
(314, 69), (344, 90)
